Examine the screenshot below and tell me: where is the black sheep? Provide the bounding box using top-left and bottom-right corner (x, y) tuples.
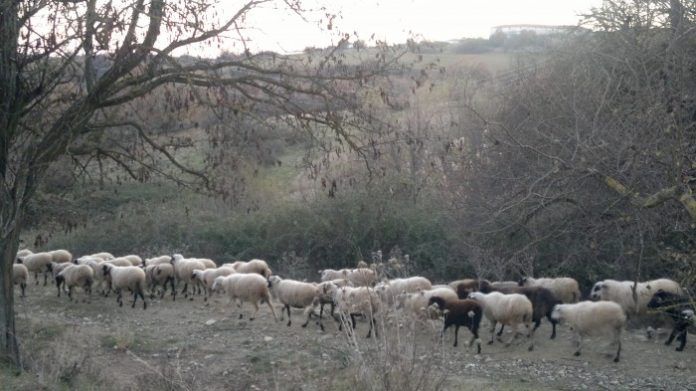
(648, 289), (694, 352)
(428, 296), (483, 353)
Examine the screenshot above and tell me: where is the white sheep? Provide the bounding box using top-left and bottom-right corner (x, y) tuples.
(171, 254), (206, 298)
(88, 252), (115, 261)
(319, 268), (377, 286)
(55, 264), (94, 302)
(317, 278), (353, 319)
(213, 273), (278, 321)
(79, 258), (111, 296)
(16, 249), (33, 258)
(144, 264), (177, 300)
(329, 284), (381, 338)
(144, 255), (172, 266)
(17, 251), (53, 286)
(267, 276), (322, 330)
(47, 261), (74, 292)
(13, 264), (28, 298)
(551, 301), (626, 362)
(120, 254), (143, 266)
(590, 278), (683, 316)
(74, 255), (104, 265)
(375, 276), (432, 306)
(519, 276), (580, 303)
(491, 281), (520, 291)
(192, 267), (236, 301)
(194, 258), (217, 269)
(345, 268), (378, 286)
(468, 291), (534, 350)
(231, 259), (272, 277)
(48, 249), (73, 264)
(319, 268), (350, 281)
(102, 264), (147, 309)
(48, 261), (73, 279)
(104, 257), (135, 267)
(400, 286), (459, 320)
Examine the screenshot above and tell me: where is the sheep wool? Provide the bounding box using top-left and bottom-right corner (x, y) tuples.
(551, 301), (626, 362)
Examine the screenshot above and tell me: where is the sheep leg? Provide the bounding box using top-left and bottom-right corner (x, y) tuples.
(68, 286), (74, 302)
(170, 277), (176, 301)
(488, 321), (497, 345)
(20, 283), (26, 298)
(665, 328), (677, 346)
(573, 334), (583, 357)
(286, 305), (292, 327)
(526, 322), (535, 351)
(453, 325), (460, 347)
(140, 289), (147, 310)
(181, 282), (188, 297)
(504, 323), (519, 346)
(366, 315), (374, 338)
(547, 314), (558, 339)
(265, 299), (278, 322)
(613, 329), (621, 362)
(249, 301), (260, 321)
(676, 331), (686, 352)
(56, 280), (62, 297)
(372, 316), (379, 338)
(34, 272), (40, 285)
(496, 324), (505, 337)
(116, 289), (123, 307)
(43, 271), (48, 286)
(469, 327), (481, 354)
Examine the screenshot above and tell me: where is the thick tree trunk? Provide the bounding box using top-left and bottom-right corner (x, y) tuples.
(0, 223), (21, 369)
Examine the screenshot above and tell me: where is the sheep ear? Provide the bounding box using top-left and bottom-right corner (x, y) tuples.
(645, 284), (652, 290)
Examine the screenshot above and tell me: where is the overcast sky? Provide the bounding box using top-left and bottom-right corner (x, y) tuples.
(239, 0), (605, 53)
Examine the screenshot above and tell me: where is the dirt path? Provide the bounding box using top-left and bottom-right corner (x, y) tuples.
(6, 284), (696, 390)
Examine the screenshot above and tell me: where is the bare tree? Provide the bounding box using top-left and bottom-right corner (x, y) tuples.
(0, 0), (405, 368)
(441, 0), (696, 284)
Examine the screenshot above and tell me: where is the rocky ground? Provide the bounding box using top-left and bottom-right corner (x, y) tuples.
(2, 282), (695, 390)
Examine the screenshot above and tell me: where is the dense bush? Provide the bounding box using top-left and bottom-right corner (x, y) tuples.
(36, 182), (471, 281)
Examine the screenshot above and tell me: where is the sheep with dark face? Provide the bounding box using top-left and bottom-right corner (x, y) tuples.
(648, 289), (694, 351)
(144, 264), (177, 300)
(55, 264), (94, 302)
(102, 264), (147, 309)
(428, 296), (482, 353)
(16, 252), (52, 285)
(590, 278), (683, 316)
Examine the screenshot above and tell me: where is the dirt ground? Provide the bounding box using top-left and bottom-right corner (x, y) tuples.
(4, 281), (696, 391)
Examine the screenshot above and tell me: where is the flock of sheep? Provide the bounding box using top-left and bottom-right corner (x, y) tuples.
(13, 248), (695, 363)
